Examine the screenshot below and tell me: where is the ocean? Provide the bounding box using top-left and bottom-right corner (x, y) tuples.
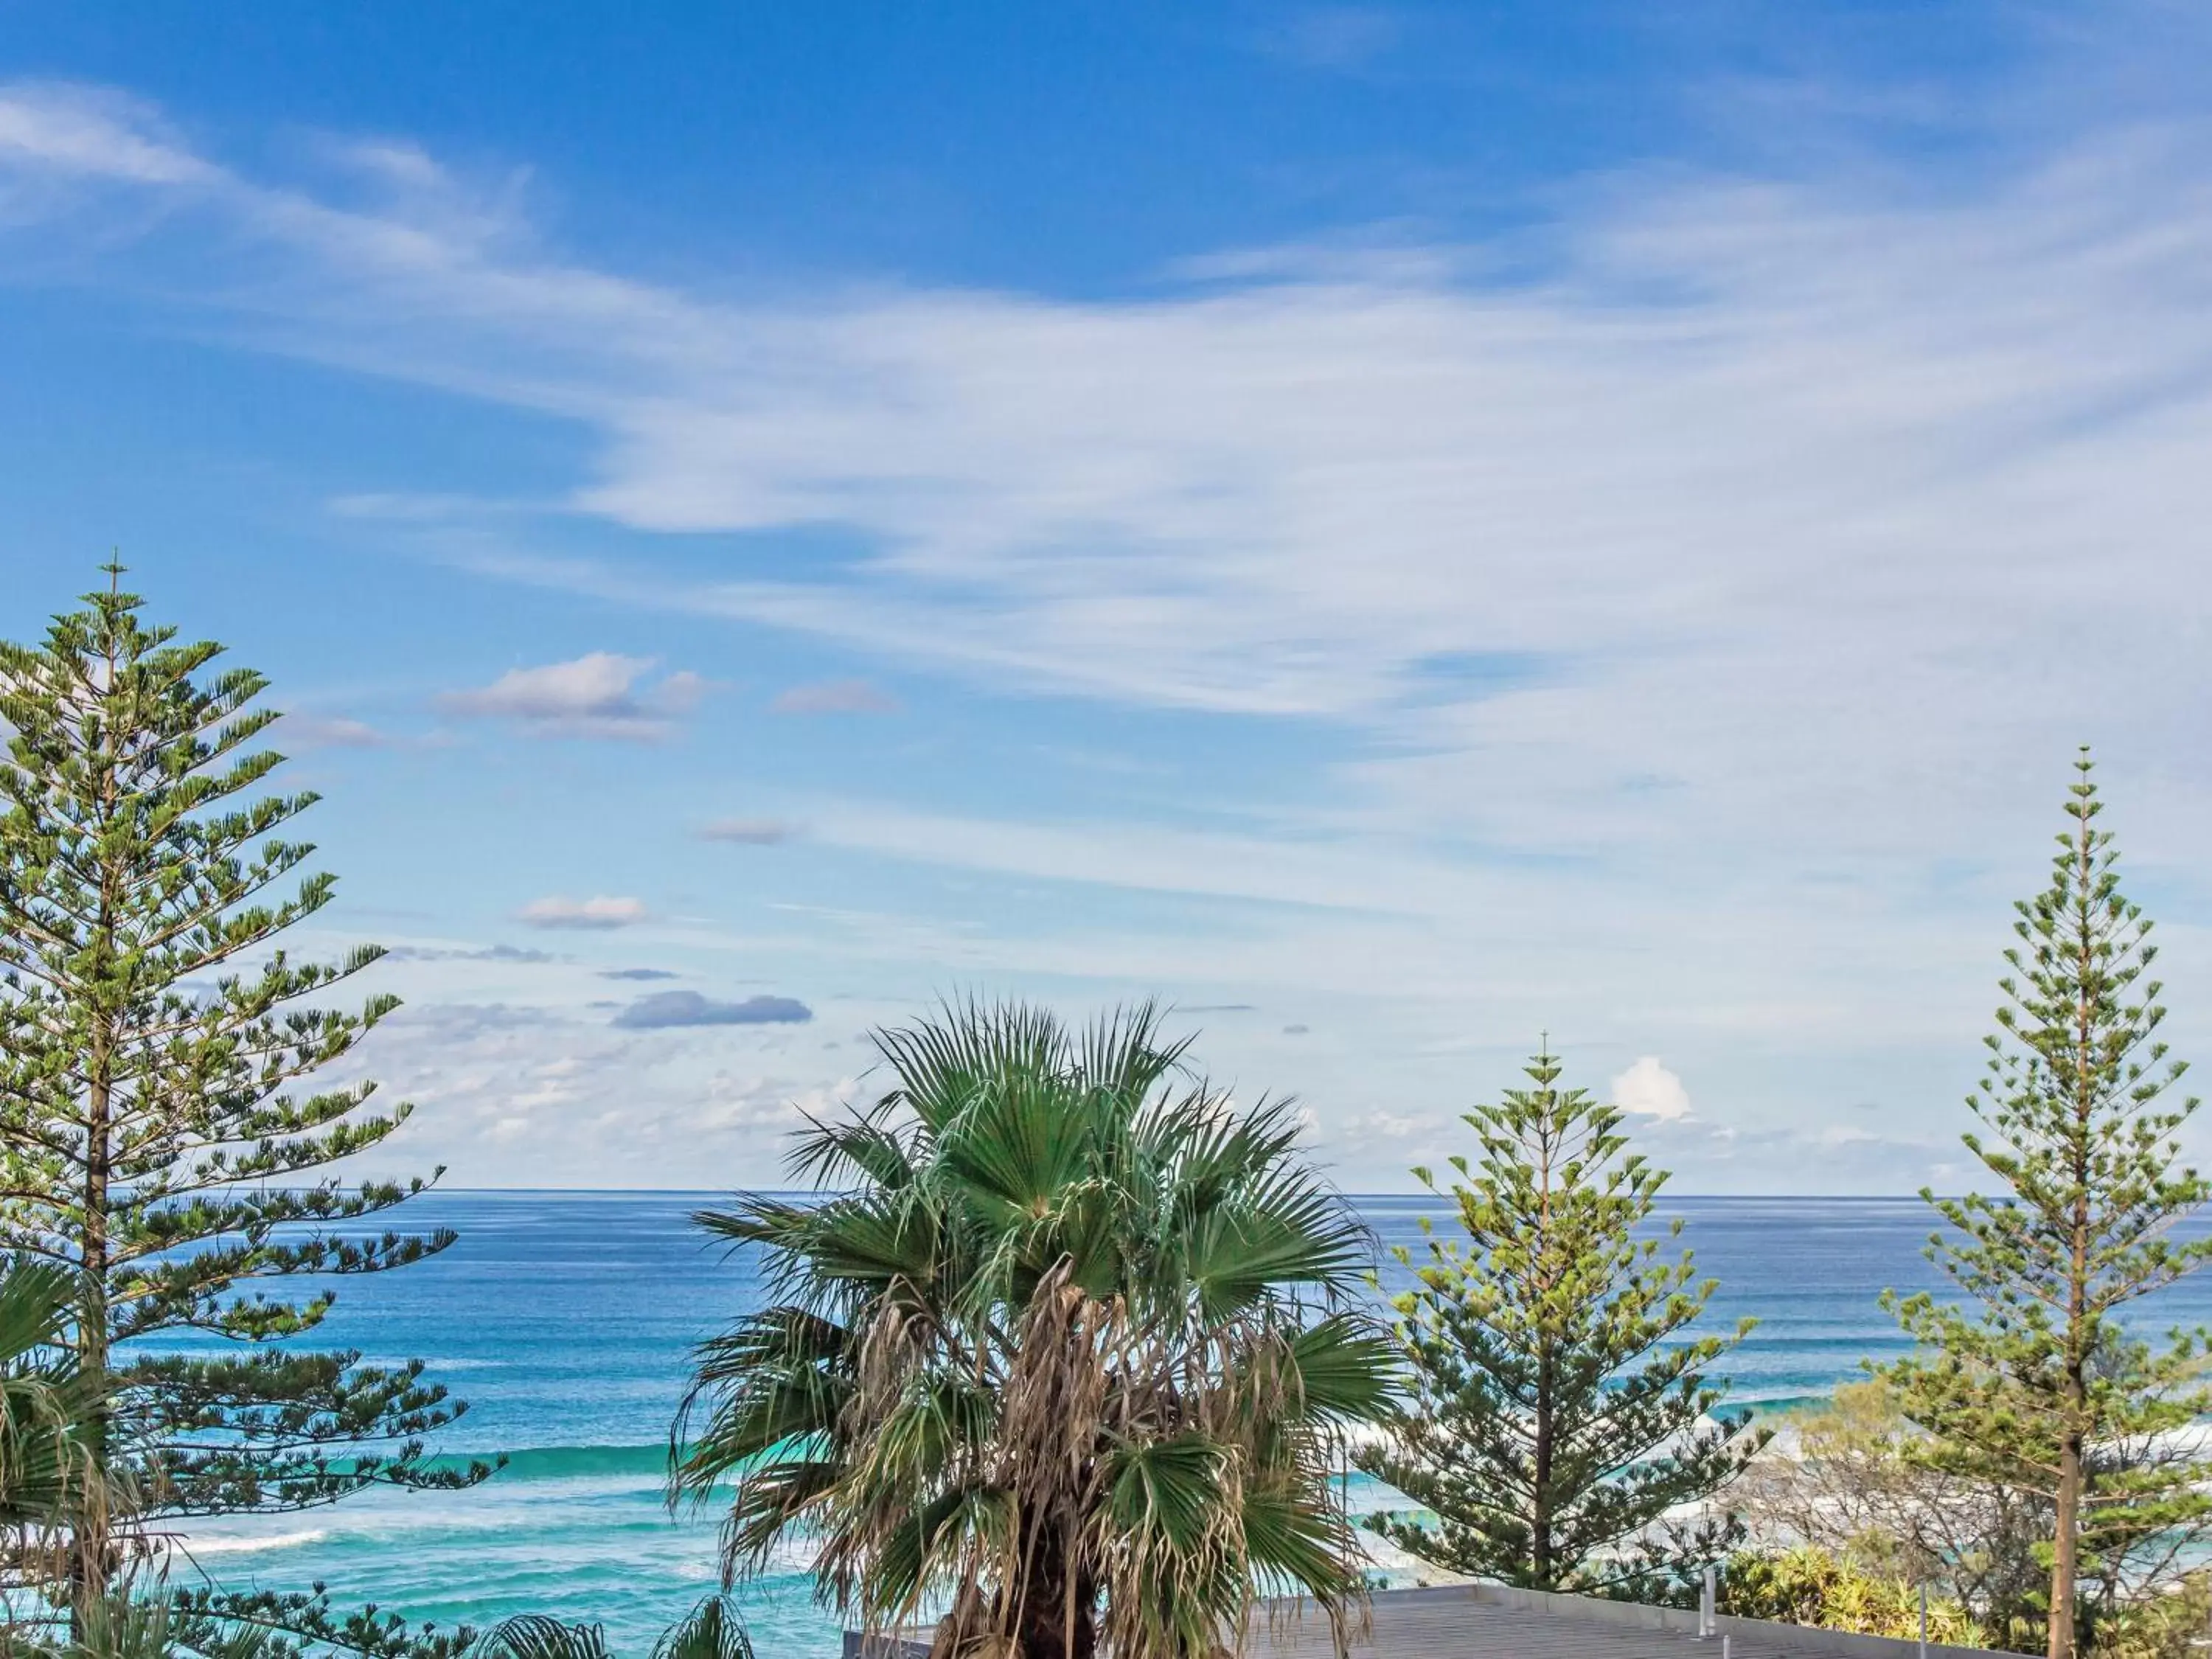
(161, 1192), (2212, 1657)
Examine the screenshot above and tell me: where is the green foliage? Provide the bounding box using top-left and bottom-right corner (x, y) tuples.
(1719, 1546), (1987, 1646)
(161, 1589), (473, 1659)
(2081, 1573), (2212, 1659)
(473, 1596), (752, 1659)
(0, 571), (491, 1632)
(1, 1587), (472, 1659)
(1737, 1380), (2051, 1644)
(1356, 1048), (1763, 1591)
(1, 1591), (276, 1659)
(1, 1260), (117, 1590)
(1879, 752), (2212, 1659)
(672, 1000), (1398, 1659)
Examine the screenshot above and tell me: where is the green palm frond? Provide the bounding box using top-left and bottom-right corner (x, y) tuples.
(872, 996), (1065, 1131)
(42, 1593), (284, 1659)
(783, 1108), (919, 1194)
(1, 1256), (119, 1557)
(648, 1596), (753, 1659)
(1239, 1479), (1362, 1600)
(473, 1615), (612, 1659)
(938, 1074), (1101, 1228)
(470, 1587), (754, 1659)
(1104, 1433), (1227, 1555)
(1270, 1315), (1404, 1425)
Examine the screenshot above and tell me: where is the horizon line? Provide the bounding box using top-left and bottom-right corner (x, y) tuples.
(406, 1186), (1944, 1200)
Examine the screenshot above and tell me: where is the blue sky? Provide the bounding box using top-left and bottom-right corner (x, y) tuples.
(5, 1), (2211, 1189)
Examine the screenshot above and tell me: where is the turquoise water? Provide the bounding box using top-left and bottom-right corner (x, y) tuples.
(159, 1193), (2212, 1656)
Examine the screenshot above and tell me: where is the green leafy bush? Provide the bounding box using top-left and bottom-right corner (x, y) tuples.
(1721, 1547), (1987, 1646)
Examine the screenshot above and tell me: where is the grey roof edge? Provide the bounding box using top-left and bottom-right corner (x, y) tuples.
(845, 1582), (2014, 1659)
(1331, 1583), (2011, 1659)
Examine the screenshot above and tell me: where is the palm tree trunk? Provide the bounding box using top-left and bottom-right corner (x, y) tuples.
(1012, 1526), (1095, 1659)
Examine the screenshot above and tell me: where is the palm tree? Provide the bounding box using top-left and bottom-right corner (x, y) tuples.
(6, 1591), (276, 1659)
(474, 1596), (752, 1659)
(672, 1001), (1397, 1659)
(1, 1259), (114, 1604)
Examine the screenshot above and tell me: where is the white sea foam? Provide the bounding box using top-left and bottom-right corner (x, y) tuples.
(184, 1529), (330, 1557)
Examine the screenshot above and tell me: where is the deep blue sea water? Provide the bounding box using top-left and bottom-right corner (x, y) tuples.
(161, 1193), (2212, 1658)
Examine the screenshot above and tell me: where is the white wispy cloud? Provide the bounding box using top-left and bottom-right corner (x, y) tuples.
(517, 894), (648, 929)
(439, 652), (706, 740)
(8, 76), (2211, 810)
(0, 82), (211, 185)
(770, 679), (898, 716)
(10, 63), (2212, 1187)
(1, 69), (2194, 898)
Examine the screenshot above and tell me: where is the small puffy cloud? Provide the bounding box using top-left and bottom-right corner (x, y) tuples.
(518, 894), (647, 929)
(439, 653), (708, 740)
(1341, 1107), (1432, 1140)
(1612, 1056), (1691, 1121)
(600, 967), (678, 981)
(612, 990), (814, 1029)
(700, 817), (797, 845)
(1282, 1023), (1310, 1036)
(771, 678), (898, 716)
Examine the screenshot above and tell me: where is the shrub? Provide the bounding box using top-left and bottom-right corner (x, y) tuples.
(1722, 1546), (1987, 1646)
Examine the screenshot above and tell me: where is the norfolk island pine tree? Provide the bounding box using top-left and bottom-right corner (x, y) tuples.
(0, 569), (493, 1649)
(1357, 1047), (1763, 1592)
(1879, 751), (2212, 1659)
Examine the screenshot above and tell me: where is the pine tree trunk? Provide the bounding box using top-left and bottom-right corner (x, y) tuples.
(1531, 1116), (1557, 1587)
(1532, 1347), (1555, 1587)
(2049, 1433), (2081, 1659)
(2043, 811), (2094, 1659)
(73, 1028), (113, 1634)
(2050, 1192), (2088, 1659)
(74, 691), (118, 1636)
